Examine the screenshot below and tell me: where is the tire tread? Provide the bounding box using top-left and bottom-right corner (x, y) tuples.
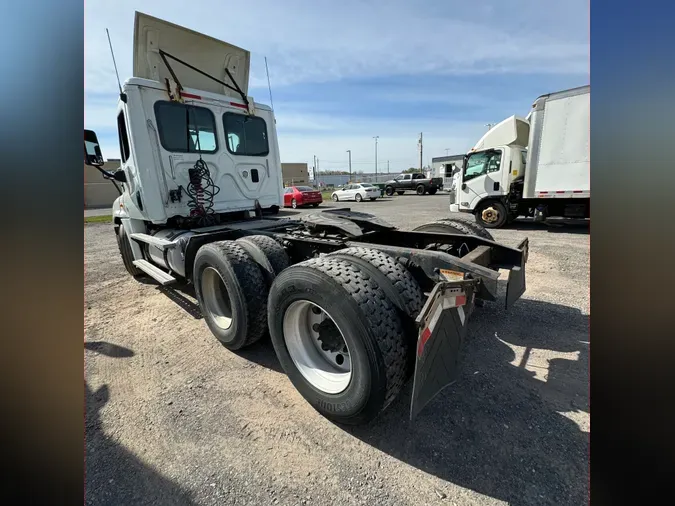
(200, 241), (268, 347)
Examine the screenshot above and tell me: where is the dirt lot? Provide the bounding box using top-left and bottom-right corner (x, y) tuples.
(85, 193), (589, 506)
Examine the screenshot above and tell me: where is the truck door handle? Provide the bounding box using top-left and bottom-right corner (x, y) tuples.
(493, 182), (500, 191)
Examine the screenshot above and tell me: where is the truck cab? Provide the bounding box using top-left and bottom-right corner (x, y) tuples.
(450, 116), (529, 225)
(90, 12), (283, 233)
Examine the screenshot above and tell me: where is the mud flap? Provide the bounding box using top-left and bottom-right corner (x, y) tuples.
(505, 237), (528, 309)
(410, 280), (477, 421)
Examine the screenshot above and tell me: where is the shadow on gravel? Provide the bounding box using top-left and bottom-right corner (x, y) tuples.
(85, 350), (198, 505)
(84, 341), (135, 358)
(342, 298), (589, 506)
(233, 337), (284, 373)
(136, 278), (204, 320)
(508, 218), (590, 234)
(156, 284), (203, 320)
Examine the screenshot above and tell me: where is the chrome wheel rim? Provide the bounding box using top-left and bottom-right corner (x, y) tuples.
(283, 300), (351, 394)
(201, 267), (233, 330)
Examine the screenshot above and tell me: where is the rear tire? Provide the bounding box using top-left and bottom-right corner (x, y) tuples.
(436, 215), (495, 241)
(312, 203), (320, 207)
(291, 199), (298, 209)
(268, 257), (408, 425)
(235, 235), (290, 288)
(413, 219), (478, 237)
(193, 241), (268, 350)
(385, 186), (395, 196)
(327, 247), (423, 376)
(115, 223), (143, 277)
(416, 185), (425, 195)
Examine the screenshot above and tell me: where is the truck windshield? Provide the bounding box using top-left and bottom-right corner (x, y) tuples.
(463, 150), (502, 181)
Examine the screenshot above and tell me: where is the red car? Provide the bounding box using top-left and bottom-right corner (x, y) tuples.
(283, 186), (323, 209)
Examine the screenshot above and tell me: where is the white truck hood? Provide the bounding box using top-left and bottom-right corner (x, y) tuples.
(471, 115), (530, 151)
(133, 12), (250, 97)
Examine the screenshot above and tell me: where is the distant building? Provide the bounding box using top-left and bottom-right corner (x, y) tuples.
(431, 154), (465, 186)
(281, 163), (310, 186)
(84, 160), (123, 209)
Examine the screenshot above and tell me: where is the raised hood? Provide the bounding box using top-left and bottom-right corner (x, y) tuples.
(133, 12), (250, 97)
(471, 115), (530, 152)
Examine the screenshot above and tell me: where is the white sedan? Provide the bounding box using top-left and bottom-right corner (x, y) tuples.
(331, 183), (380, 202)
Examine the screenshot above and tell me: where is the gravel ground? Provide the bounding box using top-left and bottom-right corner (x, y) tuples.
(85, 193), (589, 506)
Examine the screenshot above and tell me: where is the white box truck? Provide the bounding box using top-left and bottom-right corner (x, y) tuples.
(84, 12), (530, 424)
(449, 85), (590, 228)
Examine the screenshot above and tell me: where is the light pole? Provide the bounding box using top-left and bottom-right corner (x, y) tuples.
(444, 148), (451, 156)
(373, 136), (379, 181)
(485, 123), (495, 131)
(346, 149), (352, 182)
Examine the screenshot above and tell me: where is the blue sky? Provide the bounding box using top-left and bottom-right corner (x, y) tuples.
(85, 0), (588, 173)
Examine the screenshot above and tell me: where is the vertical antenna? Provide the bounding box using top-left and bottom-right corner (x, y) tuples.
(106, 28), (123, 95)
(264, 56), (275, 111)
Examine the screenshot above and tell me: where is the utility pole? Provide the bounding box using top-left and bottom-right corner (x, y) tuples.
(418, 132), (423, 172)
(444, 148), (450, 156)
(387, 160), (389, 173)
(349, 151), (353, 181)
(373, 136), (379, 181)
(485, 123), (495, 131)
(312, 155), (317, 187)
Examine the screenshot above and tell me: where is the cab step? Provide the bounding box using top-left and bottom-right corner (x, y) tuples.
(132, 260), (176, 285)
(129, 233), (177, 249)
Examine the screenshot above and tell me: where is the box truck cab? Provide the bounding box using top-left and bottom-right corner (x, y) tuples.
(450, 86), (590, 228)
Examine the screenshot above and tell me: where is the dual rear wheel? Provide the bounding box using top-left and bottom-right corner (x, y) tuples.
(193, 237), (423, 424)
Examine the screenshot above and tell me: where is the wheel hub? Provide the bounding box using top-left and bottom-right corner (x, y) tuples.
(481, 207), (499, 223)
(315, 318), (345, 352)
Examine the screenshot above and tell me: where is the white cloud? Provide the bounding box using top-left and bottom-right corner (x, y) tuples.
(85, 1), (587, 165)
(85, 0), (588, 95)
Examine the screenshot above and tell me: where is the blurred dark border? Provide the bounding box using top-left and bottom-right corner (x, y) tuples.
(0, 0), (84, 502)
(591, 0), (675, 503)
(2, 0), (675, 503)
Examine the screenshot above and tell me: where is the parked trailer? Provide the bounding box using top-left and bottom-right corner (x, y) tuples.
(450, 85), (590, 228)
(84, 12), (529, 424)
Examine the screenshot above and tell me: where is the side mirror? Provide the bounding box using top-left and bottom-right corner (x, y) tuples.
(461, 183), (467, 190)
(84, 129), (104, 167)
(113, 171), (127, 183)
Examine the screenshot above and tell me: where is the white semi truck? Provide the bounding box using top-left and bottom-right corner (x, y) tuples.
(449, 85), (590, 228)
(84, 12), (530, 424)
